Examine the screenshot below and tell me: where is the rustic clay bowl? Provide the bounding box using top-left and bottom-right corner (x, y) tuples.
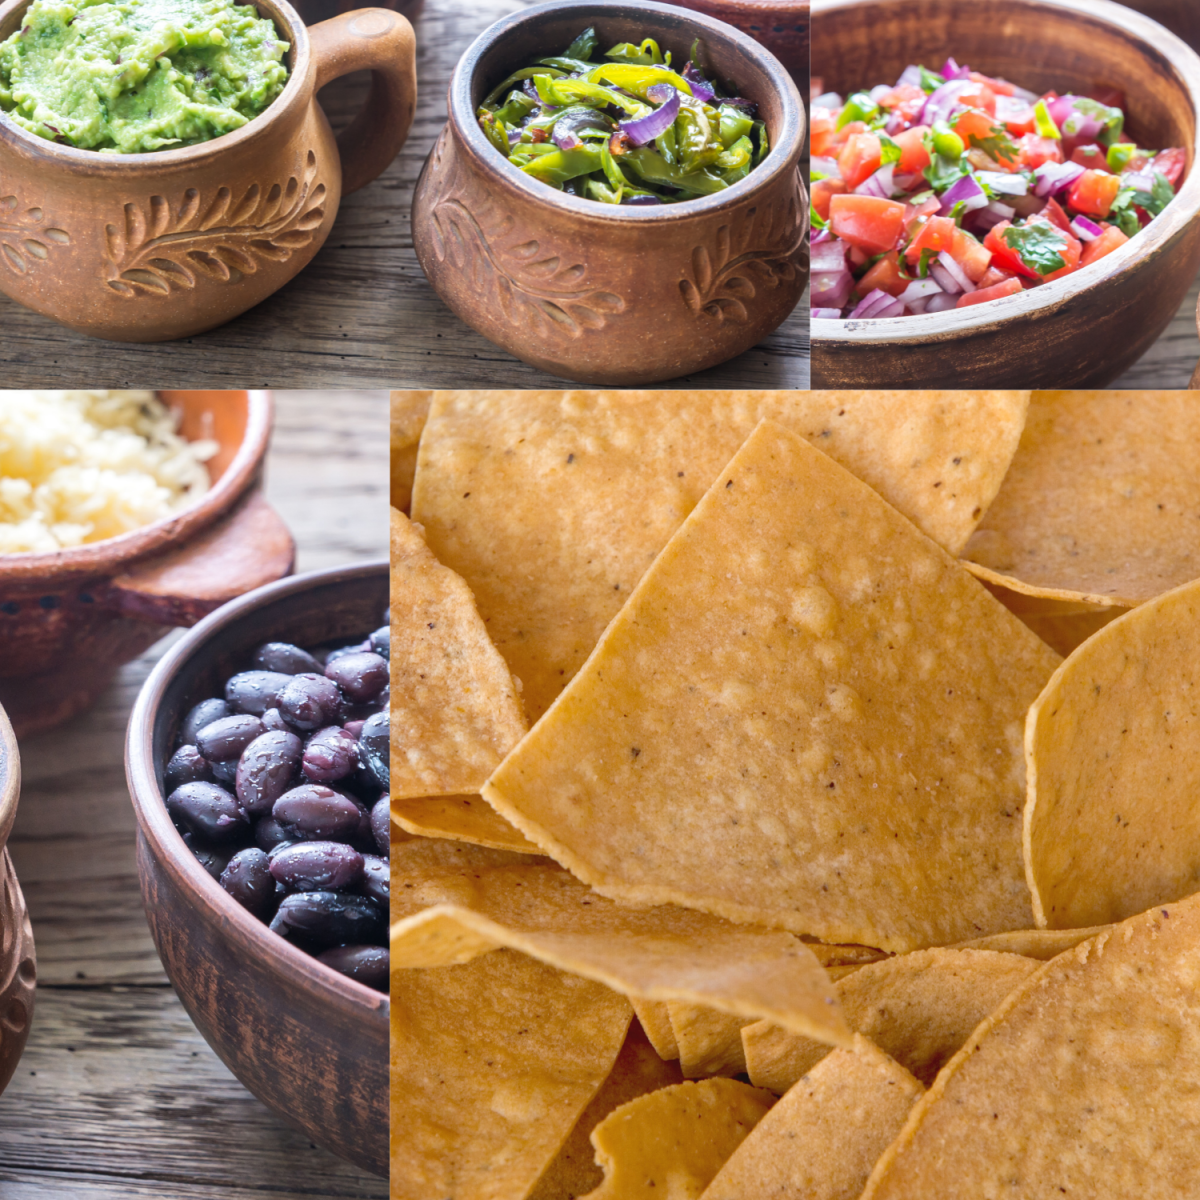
(670, 0), (807, 83)
(0, 707), (35, 1100)
(126, 561), (389, 1176)
(413, 0), (807, 385)
(811, 0), (1200, 388)
(0, 0), (416, 342)
(0, 391), (294, 739)
(293, 0), (424, 25)
(1122, 0), (1200, 51)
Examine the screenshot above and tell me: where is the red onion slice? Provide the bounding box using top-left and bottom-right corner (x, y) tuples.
(937, 173), (989, 215)
(618, 87), (681, 147)
(936, 250), (977, 292)
(682, 62), (715, 103)
(918, 79), (977, 129)
(811, 269), (854, 310)
(812, 307), (845, 318)
(899, 278), (944, 304)
(1034, 161), (1085, 197)
(929, 262), (963, 295)
(1070, 215), (1104, 241)
(975, 170), (1029, 197)
(926, 292), (959, 313)
(811, 239), (847, 272)
(850, 288), (900, 318)
(856, 164), (896, 198)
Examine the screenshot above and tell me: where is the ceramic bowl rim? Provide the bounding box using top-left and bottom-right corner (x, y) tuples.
(810, 0), (1200, 345)
(0, 704), (18, 856)
(448, 0), (806, 223)
(0, 390), (272, 583)
(125, 558), (390, 1020)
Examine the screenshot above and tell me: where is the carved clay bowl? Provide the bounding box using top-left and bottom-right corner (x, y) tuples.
(811, 0), (1200, 388)
(126, 562), (389, 1175)
(0, 392), (295, 740)
(0, 708), (35, 1101)
(0, 0), (416, 342)
(669, 0), (807, 83)
(412, 0), (808, 385)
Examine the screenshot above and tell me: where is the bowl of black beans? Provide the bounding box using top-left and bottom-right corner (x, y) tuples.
(126, 560), (389, 1175)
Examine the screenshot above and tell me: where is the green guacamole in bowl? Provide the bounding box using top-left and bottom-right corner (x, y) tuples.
(0, 0), (289, 153)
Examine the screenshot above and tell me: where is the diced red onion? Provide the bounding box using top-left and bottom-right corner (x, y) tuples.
(875, 297), (905, 317)
(968, 206), (1006, 233)
(918, 79), (977, 129)
(929, 262), (962, 295)
(869, 84), (893, 104)
(850, 289), (903, 318)
(1047, 94), (1079, 127)
(856, 164), (896, 198)
(681, 62), (715, 104)
(810, 226), (833, 245)
(1070, 215), (1104, 242)
(926, 292), (959, 313)
(811, 239), (847, 273)
(812, 155), (842, 180)
(551, 108), (613, 151)
(885, 110), (908, 136)
(936, 250), (976, 292)
(893, 171), (922, 191)
(619, 87), (681, 147)
(1123, 170), (1156, 193)
(812, 307), (845, 318)
(1034, 160), (1085, 196)
(906, 297), (931, 315)
(721, 96), (756, 110)
(899, 278), (944, 304)
(938, 173), (988, 215)
(895, 65), (923, 89)
(811, 269), (854, 310)
(1010, 84), (1039, 105)
(986, 199), (1016, 218)
(975, 170), (1028, 196)
(942, 57), (971, 80)
(994, 95), (1029, 123)
(813, 92), (843, 109)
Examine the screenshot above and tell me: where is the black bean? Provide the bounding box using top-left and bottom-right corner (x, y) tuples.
(210, 758), (238, 785)
(278, 673), (343, 731)
(236, 730), (302, 815)
(165, 745), (212, 790)
(359, 853), (388, 906)
(183, 833), (235, 881)
(317, 945), (388, 990)
(261, 707), (290, 732)
(195, 714), (265, 762)
(269, 891), (386, 948)
(225, 670), (293, 716)
(302, 726), (360, 784)
(254, 818), (293, 852)
(370, 795), (389, 856)
(167, 782), (249, 843)
(273, 785), (362, 841)
(269, 841), (363, 891)
(220, 848), (275, 918)
(323, 641), (370, 665)
(180, 698), (230, 746)
(252, 642), (323, 676)
(369, 626), (390, 661)
(358, 711), (389, 788)
(325, 652), (389, 703)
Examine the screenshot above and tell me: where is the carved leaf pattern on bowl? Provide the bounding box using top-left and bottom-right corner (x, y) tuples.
(679, 190), (806, 323)
(104, 150), (327, 297)
(0, 196), (70, 277)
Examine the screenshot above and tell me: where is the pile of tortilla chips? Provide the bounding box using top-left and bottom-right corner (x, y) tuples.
(390, 390), (1200, 1199)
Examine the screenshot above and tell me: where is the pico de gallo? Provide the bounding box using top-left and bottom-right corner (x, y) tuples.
(809, 61), (1186, 318)
(475, 28), (769, 204)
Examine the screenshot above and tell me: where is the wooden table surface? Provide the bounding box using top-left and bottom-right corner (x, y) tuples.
(0, 392), (390, 1199)
(0, 0), (810, 391)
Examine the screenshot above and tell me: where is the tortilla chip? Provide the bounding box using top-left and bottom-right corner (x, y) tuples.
(668, 1004), (752, 1079)
(743, 948), (1040, 1093)
(963, 390), (1200, 607)
(980, 579), (1128, 657)
(392, 794), (544, 855)
(389, 838), (851, 1046)
(391, 390), (432, 512)
(584, 1078), (775, 1199)
(390, 508), (529, 798)
(484, 421), (1059, 951)
(529, 1021), (684, 1200)
(701, 1036), (923, 1200)
(952, 926), (1110, 959)
(861, 899), (1200, 1198)
(390, 949), (632, 1200)
(631, 999), (679, 1061)
(1024, 576), (1200, 928)
(413, 390), (1027, 721)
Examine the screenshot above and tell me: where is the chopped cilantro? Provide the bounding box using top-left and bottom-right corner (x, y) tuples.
(1002, 220), (1069, 275)
(924, 150), (969, 191)
(1132, 170), (1175, 217)
(916, 247), (937, 278)
(953, 110), (1019, 164)
(879, 133), (902, 166)
(918, 66), (944, 94)
(811, 205), (828, 230)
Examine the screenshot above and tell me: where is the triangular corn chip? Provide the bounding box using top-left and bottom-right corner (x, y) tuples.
(391, 793), (543, 855)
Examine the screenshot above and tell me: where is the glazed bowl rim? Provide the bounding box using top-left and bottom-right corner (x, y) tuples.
(448, 0), (806, 223)
(0, 390), (272, 583)
(0, 0), (311, 172)
(125, 558), (390, 1018)
(0, 702), (17, 855)
(810, 0), (1200, 345)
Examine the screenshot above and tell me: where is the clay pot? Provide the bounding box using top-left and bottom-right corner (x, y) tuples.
(126, 561), (389, 1176)
(0, 392), (295, 739)
(412, 0), (808, 385)
(0, 0), (416, 341)
(292, 0), (424, 25)
(811, 0), (1200, 388)
(0, 708), (34, 1100)
(671, 0), (807, 83)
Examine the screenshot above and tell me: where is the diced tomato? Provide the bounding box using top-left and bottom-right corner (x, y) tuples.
(1153, 148), (1187, 188)
(1071, 144), (1110, 172)
(1080, 224), (1130, 266)
(957, 277), (1023, 306)
(903, 194), (942, 236)
(878, 84), (927, 128)
(955, 83), (997, 117)
(894, 125), (931, 176)
(983, 221), (1041, 279)
(949, 226), (993, 282)
(1089, 86), (1125, 110)
(1016, 134), (1064, 170)
(838, 132), (884, 190)
(1002, 105), (1037, 137)
(828, 194), (907, 255)
(858, 251), (908, 298)
(970, 71), (1015, 97)
(904, 215), (958, 264)
(1068, 169), (1122, 218)
(810, 77), (824, 102)
(977, 265), (1018, 289)
(1042, 197), (1072, 233)
(811, 108), (838, 157)
(953, 108), (1011, 161)
(1044, 226), (1082, 281)
(847, 245), (873, 269)
(812, 177), (848, 221)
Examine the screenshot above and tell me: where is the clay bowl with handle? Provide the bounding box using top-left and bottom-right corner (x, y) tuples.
(0, 0), (416, 342)
(0, 705), (35, 1100)
(810, 0), (1200, 389)
(412, 0), (808, 385)
(126, 561), (389, 1176)
(669, 0), (807, 84)
(291, 0), (425, 26)
(0, 391), (295, 739)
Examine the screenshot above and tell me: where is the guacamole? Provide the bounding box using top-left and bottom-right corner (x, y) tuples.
(0, 0), (289, 153)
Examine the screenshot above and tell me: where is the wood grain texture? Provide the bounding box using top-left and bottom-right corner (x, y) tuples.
(0, 391), (389, 1198)
(0, 0), (809, 389)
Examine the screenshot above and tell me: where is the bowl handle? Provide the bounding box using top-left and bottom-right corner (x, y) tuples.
(309, 8), (417, 195)
(103, 490), (296, 627)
